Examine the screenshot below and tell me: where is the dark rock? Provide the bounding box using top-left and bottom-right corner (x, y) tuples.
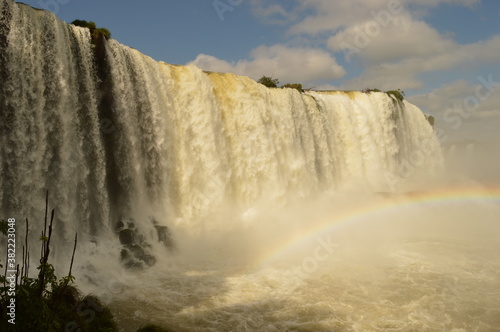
(115, 220), (125, 231)
(123, 260), (143, 270)
(129, 244), (145, 256)
(155, 225), (174, 249)
(118, 228), (135, 246)
(141, 254), (156, 267)
(116, 216), (169, 269)
(128, 245), (156, 266)
(120, 248), (130, 260)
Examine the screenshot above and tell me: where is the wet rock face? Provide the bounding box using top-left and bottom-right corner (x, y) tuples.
(116, 218), (154, 269)
(150, 216), (175, 250)
(118, 228), (134, 246)
(155, 225), (174, 249)
(116, 216), (174, 269)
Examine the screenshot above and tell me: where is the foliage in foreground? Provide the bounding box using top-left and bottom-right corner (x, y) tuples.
(0, 193), (176, 332)
(0, 193), (117, 332)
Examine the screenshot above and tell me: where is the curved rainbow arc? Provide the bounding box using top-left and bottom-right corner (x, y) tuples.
(250, 186), (500, 269)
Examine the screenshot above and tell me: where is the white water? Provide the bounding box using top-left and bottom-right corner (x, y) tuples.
(0, 1), (441, 238)
(3, 2), (499, 332)
(105, 195), (500, 332)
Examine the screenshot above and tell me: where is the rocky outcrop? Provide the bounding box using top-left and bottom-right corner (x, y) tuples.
(116, 218), (155, 269)
(115, 216), (174, 269)
(150, 216), (174, 249)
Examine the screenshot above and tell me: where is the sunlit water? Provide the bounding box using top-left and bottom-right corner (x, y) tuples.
(76, 188), (500, 332)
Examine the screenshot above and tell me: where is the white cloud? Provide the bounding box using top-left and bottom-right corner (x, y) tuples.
(249, 0), (294, 24)
(340, 33), (500, 91)
(405, 0), (479, 8)
(327, 14), (455, 64)
(288, 0), (402, 36)
(189, 45), (345, 85)
(408, 79), (500, 141)
(283, 0), (479, 36)
(187, 54), (236, 74)
(409, 78), (500, 116)
(243, 0), (492, 91)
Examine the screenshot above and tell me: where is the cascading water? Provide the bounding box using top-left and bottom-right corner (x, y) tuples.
(3, 2), (499, 332)
(0, 0), (441, 239)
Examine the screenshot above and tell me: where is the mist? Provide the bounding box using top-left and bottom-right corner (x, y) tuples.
(79, 165), (500, 332)
(443, 139), (500, 186)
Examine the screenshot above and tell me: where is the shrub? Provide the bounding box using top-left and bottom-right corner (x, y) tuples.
(257, 76), (279, 88)
(95, 27), (111, 40)
(426, 115), (435, 126)
(385, 89), (405, 102)
(281, 83), (304, 93)
(71, 19), (112, 41)
(71, 19), (96, 30)
(362, 88), (381, 93)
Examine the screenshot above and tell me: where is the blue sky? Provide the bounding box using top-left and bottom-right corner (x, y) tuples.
(20, 0), (500, 142)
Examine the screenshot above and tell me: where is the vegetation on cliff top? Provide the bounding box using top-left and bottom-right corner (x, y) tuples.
(426, 115), (435, 127)
(257, 76), (280, 88)
(257, 76), (304, 92)
(256, 77), (405, 101)
(363, 88), (405, 102)
(71, 19), (111, 41)
(281, 83), (304, 93)
(385, 89), (405, 102)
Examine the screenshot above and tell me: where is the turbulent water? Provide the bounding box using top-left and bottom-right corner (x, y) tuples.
(106, 195), (500, 332)
(2, 1), (499, 332)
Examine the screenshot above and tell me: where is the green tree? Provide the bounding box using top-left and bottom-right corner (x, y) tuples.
(257, 76), (279, 88)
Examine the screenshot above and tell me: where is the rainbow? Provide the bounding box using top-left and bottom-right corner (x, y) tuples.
(250, 186), (500, 269)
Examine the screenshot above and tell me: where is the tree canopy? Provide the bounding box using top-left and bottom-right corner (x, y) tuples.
(257, 76), (279, 88)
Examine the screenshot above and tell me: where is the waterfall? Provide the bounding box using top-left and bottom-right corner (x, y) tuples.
(0, 0), (442, 245)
